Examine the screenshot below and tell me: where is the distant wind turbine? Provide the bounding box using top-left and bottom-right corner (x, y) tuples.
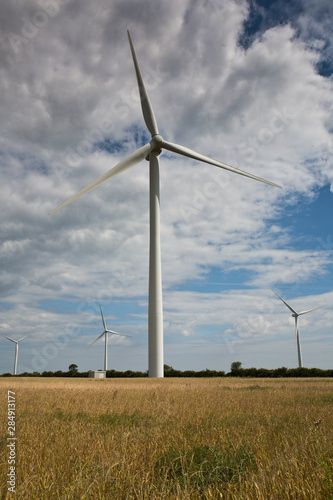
(50, 31), (281, 377)
(273, 291), (324, 368)
(90, 305), (131, 371)
(2, 335), (29, 375)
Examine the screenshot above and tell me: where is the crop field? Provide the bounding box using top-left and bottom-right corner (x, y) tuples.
(1, 377), (332, 499)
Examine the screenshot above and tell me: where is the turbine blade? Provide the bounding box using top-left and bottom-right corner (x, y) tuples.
(49, 143), (151, 214)
(162, 140), (281, 188)
(17, 335), (29, 343)
(2, 335), (16, 343)
(273, 291), (298, 315)
(127, 30), (159, 137)
(106, 329), (131, 338)
(299, 306), (325, 316)
(90, 331), (105, 347)
(99, 305), (107, 331)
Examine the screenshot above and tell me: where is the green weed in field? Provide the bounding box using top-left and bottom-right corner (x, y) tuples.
(155, 443), (254, 491)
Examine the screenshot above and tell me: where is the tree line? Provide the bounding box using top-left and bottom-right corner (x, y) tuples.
(1, 362), (332, 377)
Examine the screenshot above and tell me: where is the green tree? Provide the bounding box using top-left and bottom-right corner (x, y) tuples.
(230, 361), (242, 374)
(68, 364), (78, 375)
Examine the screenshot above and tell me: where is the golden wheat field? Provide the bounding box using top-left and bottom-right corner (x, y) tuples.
(1, 377), (332, 499)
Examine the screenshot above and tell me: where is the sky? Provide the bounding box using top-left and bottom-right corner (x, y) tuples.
(0, 0), (332, 375)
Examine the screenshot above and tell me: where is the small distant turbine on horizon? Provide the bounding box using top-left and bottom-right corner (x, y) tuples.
(273, 291), (324, 368)
(2, 335), (29, 375)
(50, 31), (281, 377)
(90, 305), (131, 371)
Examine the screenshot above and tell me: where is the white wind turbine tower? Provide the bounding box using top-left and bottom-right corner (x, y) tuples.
(273, 291), (324, 368)
(90, 305), (131, 371)
(2, 335), (29, 375)
(50, 31), (281, 377)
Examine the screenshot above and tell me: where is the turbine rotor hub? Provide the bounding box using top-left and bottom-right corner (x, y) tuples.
(150, 134), (163, 154)
(146, 134), (163, 160)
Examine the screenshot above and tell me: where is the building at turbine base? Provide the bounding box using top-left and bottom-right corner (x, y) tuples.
(88, 370), (106, 379)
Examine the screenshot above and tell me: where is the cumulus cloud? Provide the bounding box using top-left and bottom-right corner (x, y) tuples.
(0, 0), (332, 372)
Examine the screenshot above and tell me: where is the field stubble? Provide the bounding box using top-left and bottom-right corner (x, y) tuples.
(0, 377), (332, 499)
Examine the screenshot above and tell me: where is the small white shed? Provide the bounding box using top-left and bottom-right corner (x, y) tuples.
(88, 370), (106, 378)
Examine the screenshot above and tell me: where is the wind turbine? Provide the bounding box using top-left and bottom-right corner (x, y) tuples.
(50, 31), (281, 377)
(90, 305), (131, 371)
(2, 335), (29, 375)
(273, 291), (324, 368)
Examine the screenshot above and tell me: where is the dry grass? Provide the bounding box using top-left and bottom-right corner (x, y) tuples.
(1, 377), (332, 499)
